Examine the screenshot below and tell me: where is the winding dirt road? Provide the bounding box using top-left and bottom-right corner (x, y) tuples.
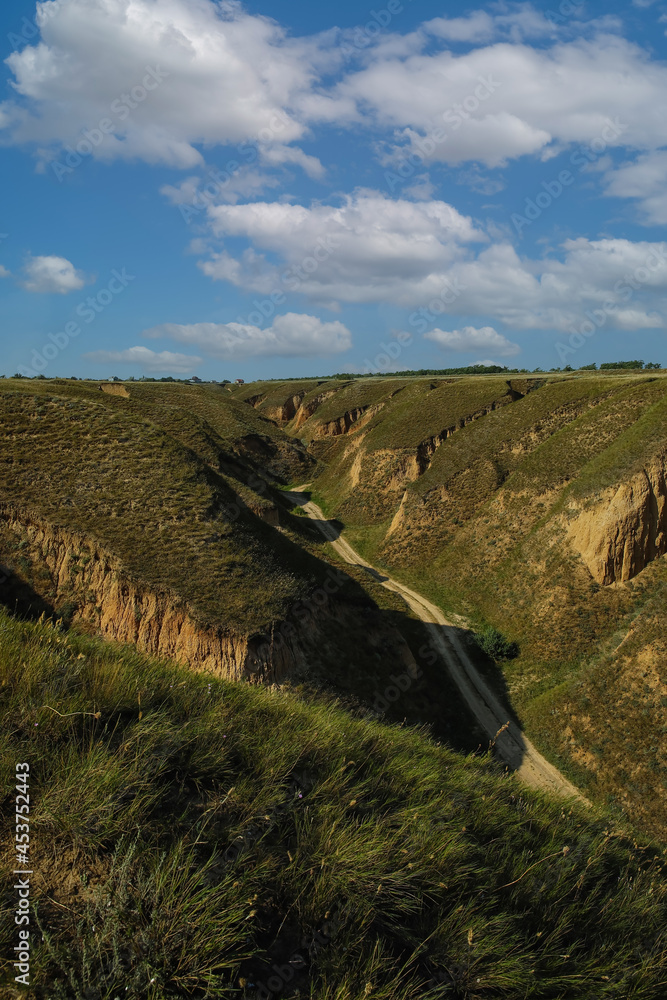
(286, 488), (588, 804)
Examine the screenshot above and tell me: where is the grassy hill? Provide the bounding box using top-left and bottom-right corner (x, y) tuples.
(0, 378), (313, 633)
(3, 374), (667, 996)
(2, 607), (667, 999)
(0, 378), (479, 745)
(241, 373), (667, 837)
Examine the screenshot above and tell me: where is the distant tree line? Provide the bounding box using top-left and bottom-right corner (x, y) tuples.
(325, 360), (663, 379)
(1, 361), (662, 381)
(598, 360), (661, 370)
(329, 364), (524, 378)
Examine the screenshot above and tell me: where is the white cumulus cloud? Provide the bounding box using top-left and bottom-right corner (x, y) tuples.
(199, 189), (484, 302)
(425, 325), (520, 356)
(446, 238), (667, 332)
(191, 186), (667, 331)
(1, 0), (330, 171)
(424, 7), (555, 45)
(603, 151), (667, 225)
(334, 30), (667, 168)
(143, 313), (352, 359)
(161, 167), (282, 210)
(21, 255), (87, 294)
(83, 346), (202, 373)
(4, 1), (666, 182)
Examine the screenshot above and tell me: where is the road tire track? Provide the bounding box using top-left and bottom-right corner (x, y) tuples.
(285, 488), (588, 804)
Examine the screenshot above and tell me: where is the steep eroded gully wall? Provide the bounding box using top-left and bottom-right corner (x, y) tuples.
(0, 506), (392, 686)
(568, 454), (667, 585)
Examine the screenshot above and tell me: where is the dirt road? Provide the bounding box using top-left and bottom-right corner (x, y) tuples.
(285, 488), (588, 804)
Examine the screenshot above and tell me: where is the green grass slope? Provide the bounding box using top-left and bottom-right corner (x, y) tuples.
(2, 607), (667, 999)
(388, 379), (667, 836)
(245, 374), (667, 836)
(0, 380), (312, 632)
(0, 379), (479, 738)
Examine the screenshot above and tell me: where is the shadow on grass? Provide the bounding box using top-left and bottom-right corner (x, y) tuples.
(361, 565), (389, 583)
(280, 494), (528, 766)
(369, 606), (484, 755)
(450, 624), (525, 732)
(0, 567), (56, 622)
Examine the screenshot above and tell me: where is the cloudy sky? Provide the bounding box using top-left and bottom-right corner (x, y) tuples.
(2, 0), (667, 379)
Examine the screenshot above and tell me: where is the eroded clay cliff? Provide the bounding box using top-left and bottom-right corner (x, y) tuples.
(0, 506), (417, 688)
(568, 454), (667, 584)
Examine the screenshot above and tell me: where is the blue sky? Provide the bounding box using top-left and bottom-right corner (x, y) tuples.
(1, 0), (667, 380)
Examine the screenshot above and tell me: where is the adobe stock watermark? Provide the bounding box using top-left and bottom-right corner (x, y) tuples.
(246, 562), (352, 675)
(250, 912), (342, 999)
(547, 0), (585, 26)
(219, 471), (275, 525)
(50, 67), (169, 182)
(511, 118), (627, 235)
(385, 76), (501, 194)
(231, 233), (342, 330)
(554, 243), (667, 366)
(7, 0), (64, 50)
(339, 0), (416, 56)
(407, 276), (469, 335)
(18, 268), (136, 377)
(221, 776), (308, 869)
(361, 331), (413, 374)
(372, 639), (438, 714)
(176, 112), (292, 224)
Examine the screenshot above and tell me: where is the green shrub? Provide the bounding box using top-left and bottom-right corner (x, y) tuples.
(474, 624), (519, 661)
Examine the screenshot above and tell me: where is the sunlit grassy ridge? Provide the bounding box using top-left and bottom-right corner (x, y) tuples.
(312, 376), (652, 526)
(230, 378), (330, 419)
(564, 386), (667, 499)
(2, 607), (667, 999)
(293, 378), (411, 439)
(0, 380), (320, 632)
(125, 381), (315, 481)
(312, 378), (523, 451)
(1, 378), (314, 481)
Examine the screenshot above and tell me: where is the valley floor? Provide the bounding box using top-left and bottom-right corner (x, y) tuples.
(285, 487), (587, 804)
